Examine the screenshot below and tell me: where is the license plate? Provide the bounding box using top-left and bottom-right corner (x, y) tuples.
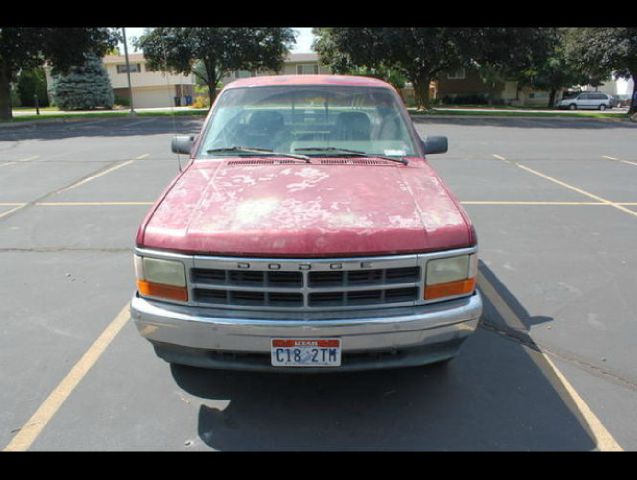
(271, 339), (341, 367)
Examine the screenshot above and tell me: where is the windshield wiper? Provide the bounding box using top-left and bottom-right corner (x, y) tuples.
(206, 146), (311, 162)
(293, 147), (409, 165)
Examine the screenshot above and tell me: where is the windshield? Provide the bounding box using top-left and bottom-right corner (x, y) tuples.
(199, 85), (418, 158)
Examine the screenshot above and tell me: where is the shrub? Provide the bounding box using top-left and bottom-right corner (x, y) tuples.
(191, 95), (210, 109)
(17, 67), (49, 107)
(440, 93), (494, 105)
(50, 54), (114, 110)
(114, 95), (130, 107)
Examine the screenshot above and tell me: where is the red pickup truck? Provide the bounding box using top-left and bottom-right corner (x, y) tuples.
(131, 75), (482, 372)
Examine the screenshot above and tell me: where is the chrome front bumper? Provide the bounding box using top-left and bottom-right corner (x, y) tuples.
(131, 291), (482, 371)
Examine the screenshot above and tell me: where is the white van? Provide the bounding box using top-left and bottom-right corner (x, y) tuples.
(557, 92), (615, 110)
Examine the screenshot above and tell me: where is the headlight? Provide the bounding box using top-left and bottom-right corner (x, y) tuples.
(134, 255), (188, 302)
(425, 253), (477, 301)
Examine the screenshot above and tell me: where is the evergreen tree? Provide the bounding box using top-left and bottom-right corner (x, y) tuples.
(50, 54), (114, 110)
(0, 28), (118, 119)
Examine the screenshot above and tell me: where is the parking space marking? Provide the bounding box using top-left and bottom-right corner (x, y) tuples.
(516, 164), (637, 218)
(478, 272), (623, 452)
(55, 160), (136, 194)
(0, 155), (40, 168)
(52, 153), (151, 194)
(461, 201), (607, 206)
(35, 202), (154, 206)
(602, 155), (637, 167)
(0, 205), (27, 219)
(3, 303), (131, 452)
(493, 154), (637, 219)
(491, 154), (510, 163)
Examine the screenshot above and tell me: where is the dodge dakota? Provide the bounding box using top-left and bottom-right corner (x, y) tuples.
(131, 75), (482, 372)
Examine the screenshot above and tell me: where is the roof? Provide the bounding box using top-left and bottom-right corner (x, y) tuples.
(224, 74), (393, 89)
(103, 52), (320, 65)
(103, 53), (146, 63)
(284, 52), (319, 63)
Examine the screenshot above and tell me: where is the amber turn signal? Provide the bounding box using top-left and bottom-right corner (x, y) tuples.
(137, 279), (188, 302)
(424, 278), (476, 300)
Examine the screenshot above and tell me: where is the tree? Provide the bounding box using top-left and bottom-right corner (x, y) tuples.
(312, 28), (407, 91)
(564, 28), (637, 114)
(314, 28), (467, 110)
(0, 28), (118, 120)
(314, 28), (555, 110)
(50, 54), (114, 110)
(17, 67), (49, 108)
(505, 29), (589, 107)
(136, 27), (296, 106)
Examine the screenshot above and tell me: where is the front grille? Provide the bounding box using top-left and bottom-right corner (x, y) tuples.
(308, 267), (419, 287)
(192, 268), (303, 288)
(189, 258), (422, 311)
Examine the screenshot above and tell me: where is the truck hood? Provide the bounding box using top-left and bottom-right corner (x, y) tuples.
(138, 159), (473, 257)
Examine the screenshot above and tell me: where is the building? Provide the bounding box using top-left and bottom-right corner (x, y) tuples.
(102, 54), (196, 108)
(220, 53), (330, 85)
(433, 67), (519, 105)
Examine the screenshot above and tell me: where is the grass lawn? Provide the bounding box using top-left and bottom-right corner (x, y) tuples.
(408, 108), (629, 120)
(2, 109), (209, 123)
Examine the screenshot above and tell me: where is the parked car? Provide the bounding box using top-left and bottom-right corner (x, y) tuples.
(131, 75), (483, 372)
(557, 92), (615, 110)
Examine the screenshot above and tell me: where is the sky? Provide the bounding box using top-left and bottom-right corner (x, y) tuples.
(122, 27), (315, 53)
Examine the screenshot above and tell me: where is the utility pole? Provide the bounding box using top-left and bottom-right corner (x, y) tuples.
(122, 27), (135, 114)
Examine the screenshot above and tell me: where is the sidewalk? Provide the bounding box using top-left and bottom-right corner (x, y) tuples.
(432, 106), (629, 115)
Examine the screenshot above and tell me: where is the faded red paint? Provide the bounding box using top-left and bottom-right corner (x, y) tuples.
(225, 75), (393, 89)
(137, 157), (474, 257)
(136, 75), (476, 258)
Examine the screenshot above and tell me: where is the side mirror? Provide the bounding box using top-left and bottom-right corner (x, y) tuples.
(422, 136), (448, 155)
(171, 135), (195, 155)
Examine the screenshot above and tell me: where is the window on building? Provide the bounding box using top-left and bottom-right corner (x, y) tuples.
(116, 63), (142, 74)
(447, 68), (466, 80)
(233, 70), (255, 79)
(296, 64), (319, 75)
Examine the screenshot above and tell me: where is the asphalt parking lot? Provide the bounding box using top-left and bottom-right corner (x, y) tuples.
(1, 115), (636, 451)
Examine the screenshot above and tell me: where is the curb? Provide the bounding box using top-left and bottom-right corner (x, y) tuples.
(0, 116), (122, 129)
(0, 112), (206, 129)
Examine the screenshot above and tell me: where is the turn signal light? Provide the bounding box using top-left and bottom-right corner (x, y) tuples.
(425, 278), (476, 300)
(137, 279), (188, 302)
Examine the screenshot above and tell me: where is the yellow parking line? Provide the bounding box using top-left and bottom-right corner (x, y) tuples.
(0, 205), (27, 219)
(0, 156), (39, 168)
(478, 272), (623, 451)
(56, 160), (135, 193)
(3, 303), (131, 452)
(602, 155), (637, 167)
(515, 164), (637, 218)
(35, 202), (154, 206)
(461, 201), (606, 206)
